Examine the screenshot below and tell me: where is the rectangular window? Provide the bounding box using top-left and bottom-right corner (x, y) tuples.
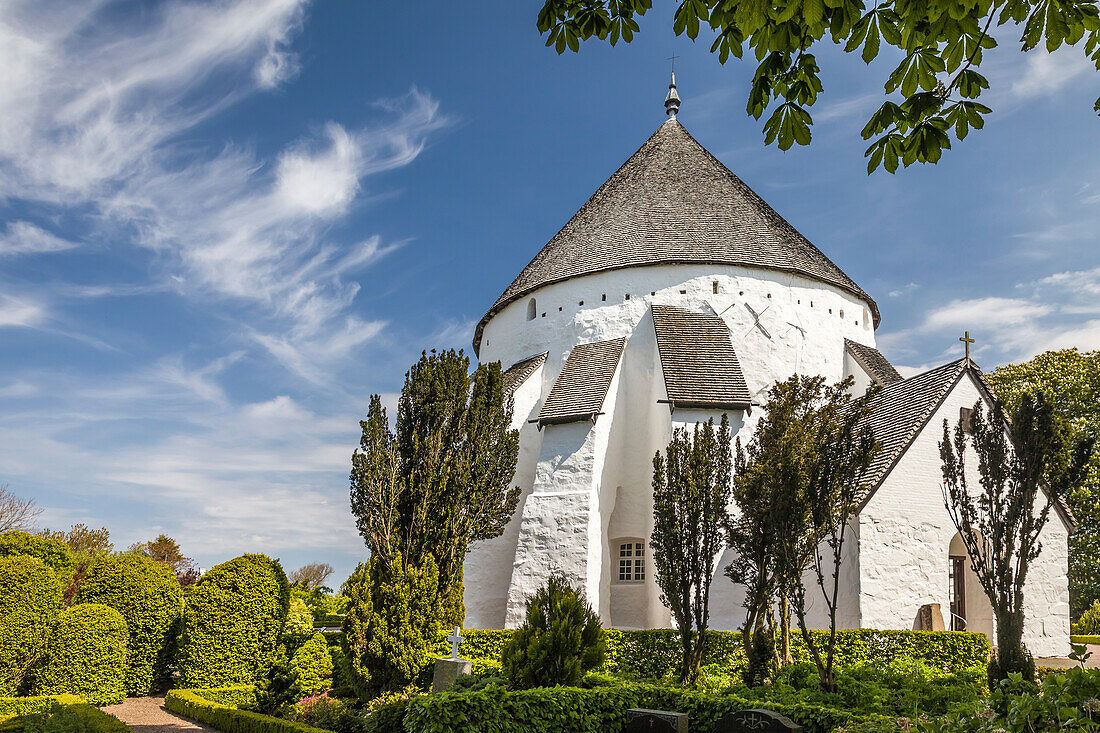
(960, 407), (974, 433)
(616, 542), (644, 582)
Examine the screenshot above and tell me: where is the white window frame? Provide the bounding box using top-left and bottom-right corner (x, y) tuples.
(613, 538), (646, 584)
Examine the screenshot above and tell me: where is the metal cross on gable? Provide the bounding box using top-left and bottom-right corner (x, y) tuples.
(447, 626), (463, 660)
(667, 53), (680, 72)
(960, 331), (975, 361)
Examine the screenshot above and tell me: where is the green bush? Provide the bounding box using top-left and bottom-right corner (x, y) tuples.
(177, 554), (290, 688)
(186, 686), (257, 709)
(448, 627), (990, 679)
(1075, 599), (1100, 635)
(18, 703), (130, 733)
(340, 554), (443, 695)
(502, 576), (606, 689)
(30, 604), (128, 705)
(0, 534), (73, 582)
(0, 557), (63, 695)
(164, 690), (330, 733)
(290, 634), (333, 695)
(1072, 634), (1100, 645)
(313, 615), (345, 628)
(284, 599), (314, 645)
(0, 698), (83, 717)
(75, 553), (181, 696)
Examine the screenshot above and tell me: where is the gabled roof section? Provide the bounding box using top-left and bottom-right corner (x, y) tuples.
(859, 358), (968, 499)
(845, 339), (903, 386)
(474, 118), (879, 354)
(502, 352), (547, 396)
(536, 338), (627, 426)
(857, 358), (1075, 530)
(652, 304), (751, 410)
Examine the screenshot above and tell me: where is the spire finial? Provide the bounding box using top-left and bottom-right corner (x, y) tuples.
(664, 62), (681, 118)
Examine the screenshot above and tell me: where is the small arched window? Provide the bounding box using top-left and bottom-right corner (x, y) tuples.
(526, 298), (536, 321)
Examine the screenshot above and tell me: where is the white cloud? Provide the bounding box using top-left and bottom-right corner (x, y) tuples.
(0, 221), (79, 256)
(275, 124), (362, 216)
(922, 297), (1053, 332)
(1010, 51), (1091, 101)
(0, 294), (46, 328)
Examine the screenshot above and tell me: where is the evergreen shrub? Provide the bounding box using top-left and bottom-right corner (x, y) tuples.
(0, 557), (63, 695)
(1075, 599), (1100, 635)
(177, 554), (290, 688)
(290, 634), (333, 695)
(283, 599), (314, 645)
(502, 575), (606, 689)
(75, 553), (181, 696)
(30, 604), (127, 705)
(186, 686), (257, 709)
(18, 703), (131, 733)
(0, 534), (73, 580)
(164, 690), (330, 733)
(0, 698), (83, 718)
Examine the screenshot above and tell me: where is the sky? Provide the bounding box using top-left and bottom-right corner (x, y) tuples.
(0, 0), (1097, 584)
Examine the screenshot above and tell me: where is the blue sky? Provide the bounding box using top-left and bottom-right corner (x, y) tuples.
(1, 0), (1097, 583)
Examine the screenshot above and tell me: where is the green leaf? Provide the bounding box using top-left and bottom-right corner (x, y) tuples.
(955, 68), (989, 98)
(860, 100), (904, 139)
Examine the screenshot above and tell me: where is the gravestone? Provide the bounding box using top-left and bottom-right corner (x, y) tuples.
(918, 603), (946, 632)
(714, 709), (802, 732)
(431, 626), (472, 693)
(624, 708), (688, 733)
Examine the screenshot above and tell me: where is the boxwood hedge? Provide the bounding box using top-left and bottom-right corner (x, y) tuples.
(30, 603), (128, 705)
(0, 697), (83, 717)
(177, 554), (290, 688)
(0, 557), (63, 696)
(7, 702), (132, 733)
(290, 634), (333, 695)
(164, 690), (328, 733)
(0, 533), (73, 581)
(440, 627), (991, 678)
(75, 554), (182, 696)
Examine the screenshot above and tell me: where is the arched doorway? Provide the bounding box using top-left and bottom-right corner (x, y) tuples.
(948, 532), (995, 642)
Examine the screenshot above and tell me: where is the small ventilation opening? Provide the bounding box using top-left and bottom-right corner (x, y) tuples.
(602, 294), (606, 302)
(526, 299), (536, 321)
(712, 281), (719, 294)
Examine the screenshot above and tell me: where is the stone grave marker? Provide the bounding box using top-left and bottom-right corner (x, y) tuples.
(430, 626), (471, 693)
(623, 708), (688, 733)
(714, 709), (803, 732)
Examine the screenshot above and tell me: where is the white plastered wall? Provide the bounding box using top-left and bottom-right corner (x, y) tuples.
(858, 371), (1071, 658)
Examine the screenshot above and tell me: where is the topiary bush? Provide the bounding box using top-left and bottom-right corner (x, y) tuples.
(0, 533), (73, 586)
(0, 556), (63, 695)
(502, 575), (606, 689)
(75, 553), (181, 696)
(177, 554), (290, 688)
(18, 702), (132, 733)
(30, 603), (128, 705)
(290, 633), (333, 695)
(1075, 599), (1100, 635)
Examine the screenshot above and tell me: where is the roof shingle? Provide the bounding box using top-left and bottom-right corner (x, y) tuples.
(537, 338), (627, 426)
(474, 119), (879, 354)
(502, 352), (547, 396)
(845, 339), (903, 386)
(652, 304), (752, 410)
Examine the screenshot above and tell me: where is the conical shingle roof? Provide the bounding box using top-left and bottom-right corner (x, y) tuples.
(474, 118), (879, 355)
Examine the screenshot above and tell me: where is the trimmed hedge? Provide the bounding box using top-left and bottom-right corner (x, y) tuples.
(313, 614), (345, 628)
(0, 697), (83, 717)
(1072, 634), (1100, 645)
(9, 702), (131, 733)
(164, 690), (328, 733)
(0, 557), (63, 696)
(442, 628), (991, 678)
(177, 554), (290, 688)
(187, 685), (257, 709)
(0, 534), (73, 580)
(30, 604), (128, 705)
(290, 634), (333, 695)
(75, 553), (182, 696)
(397, 682), (895, 733)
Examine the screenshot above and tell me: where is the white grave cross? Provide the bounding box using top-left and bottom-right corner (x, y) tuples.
(447, 626), (463, 660)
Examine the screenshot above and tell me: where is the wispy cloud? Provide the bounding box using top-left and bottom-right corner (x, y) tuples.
(0, 221), (80, 257)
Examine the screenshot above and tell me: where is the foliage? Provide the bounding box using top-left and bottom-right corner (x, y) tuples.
(0, 697), (83, 718)
(0, 556), (63, 696)
(341, 553), (444, 695)
(291, 587), (347, 627)
(988, 348), (1100, 618)
(941, 393), (1094, 685)
(284, 599), (315, 646)
(19, 704), (131, 733)
(650, 415), (732, 684)
(164, 690), (332, 733)
(0, 487), (41, 535)
(291, 694), (349, 732)
(349, 350), (520, 606)
(438, 627), (990, 679)
(533, 0), (1100, 172)
(30, 603), (128, 705)
(290, 634), (334, 695)
(128, 534), (198, 587)
(288, 564), (334, 593)
(177, 554), (290, 688)
(1076, 600), (1100, 635)
(0, 532), (73, 581)
(728, 374), (879, 690)
(184, 685), (258, 709)
(502, 575), (606, 689)
(74, 553), (181, 696)
(253, 648), (301, 716)
(36, 526), (112, 562)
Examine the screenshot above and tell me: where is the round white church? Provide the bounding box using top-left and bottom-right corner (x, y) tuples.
(463, 78), (1072, 657)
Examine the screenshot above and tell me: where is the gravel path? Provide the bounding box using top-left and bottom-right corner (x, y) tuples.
(101, 696), (217, 733)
